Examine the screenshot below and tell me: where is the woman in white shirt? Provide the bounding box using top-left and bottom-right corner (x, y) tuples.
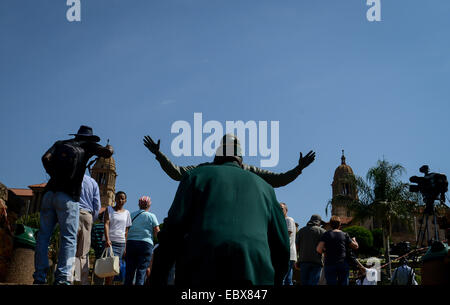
(104, 191), (132, 285)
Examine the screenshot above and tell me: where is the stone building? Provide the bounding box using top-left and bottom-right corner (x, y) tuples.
(8, 188), (33, 217)
(330, 151), (358, 223)
(90, 146), (117, 207)
(327, 151), (372, 229)
(0, 182), (47, 223)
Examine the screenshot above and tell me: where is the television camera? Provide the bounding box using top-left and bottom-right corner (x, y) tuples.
(409, 165), (448, 246)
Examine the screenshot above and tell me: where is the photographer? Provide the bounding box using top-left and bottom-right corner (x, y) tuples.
(33, 125), (113, 285)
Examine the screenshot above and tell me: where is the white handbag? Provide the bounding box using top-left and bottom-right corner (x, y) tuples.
(94, 246), (120, 278)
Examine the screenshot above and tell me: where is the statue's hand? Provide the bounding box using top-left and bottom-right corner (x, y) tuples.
(298, 150), (316, 170)
(143, 135), (160, 155)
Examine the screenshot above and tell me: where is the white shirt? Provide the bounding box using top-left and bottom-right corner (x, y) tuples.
(285, 216), (297, 261)
(104, 206), (132, 243)
(356, 268), (378, 285)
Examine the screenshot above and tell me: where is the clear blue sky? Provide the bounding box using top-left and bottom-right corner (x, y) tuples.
(1, 1), (449, 227)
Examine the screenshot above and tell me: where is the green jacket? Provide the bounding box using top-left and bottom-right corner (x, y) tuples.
(149, 162), (290, 286)
(155, 150), (303, 188)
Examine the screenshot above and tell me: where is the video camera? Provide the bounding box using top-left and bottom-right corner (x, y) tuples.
(409, 165), (448, 214)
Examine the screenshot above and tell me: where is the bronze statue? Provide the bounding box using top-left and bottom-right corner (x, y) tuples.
(143, 134), (315, 188)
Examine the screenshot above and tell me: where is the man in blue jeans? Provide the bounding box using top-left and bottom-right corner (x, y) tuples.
(73, 174), (101, 285)
(33, 126), (113, 285)
(296, 214), (326, 285)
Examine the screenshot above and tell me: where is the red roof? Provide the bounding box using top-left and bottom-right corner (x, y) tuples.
(28, 183), (47, 189)
(9, 188), (33, 197)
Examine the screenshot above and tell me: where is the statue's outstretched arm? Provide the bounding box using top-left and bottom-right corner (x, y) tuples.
(143, 135), (197, 181)
(246, 150), (316, 188)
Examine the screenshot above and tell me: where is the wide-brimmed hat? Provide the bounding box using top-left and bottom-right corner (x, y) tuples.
(308, 214), (324, 226)
(69, 125), (100, 142)
(215, 134), (242, 157)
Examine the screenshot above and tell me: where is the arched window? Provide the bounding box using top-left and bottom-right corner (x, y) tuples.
(342, 183), (350, 195)
(97, 173), (107, 185)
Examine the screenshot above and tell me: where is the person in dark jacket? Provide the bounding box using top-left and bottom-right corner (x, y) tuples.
(296, 214), (326, 285)
(148, 134), (290, 286)
(143, 134), (315, 188)
(33, 125), (113, 285)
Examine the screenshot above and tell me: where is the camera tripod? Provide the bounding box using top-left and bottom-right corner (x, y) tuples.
(415, 198), (442, 248)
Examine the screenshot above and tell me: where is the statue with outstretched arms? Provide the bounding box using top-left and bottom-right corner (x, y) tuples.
(143, 134), (315, 188)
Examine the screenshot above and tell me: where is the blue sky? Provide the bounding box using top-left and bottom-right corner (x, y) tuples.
(1, 0), (450, 227)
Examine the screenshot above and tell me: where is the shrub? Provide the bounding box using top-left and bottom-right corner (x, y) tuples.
(343, 226), (373, 255)
(15, 212), (40, 229)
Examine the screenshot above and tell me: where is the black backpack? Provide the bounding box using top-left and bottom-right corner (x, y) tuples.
(51, 141), (85, 180)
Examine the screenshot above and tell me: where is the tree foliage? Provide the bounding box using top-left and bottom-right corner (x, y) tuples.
(348, 159), (418, 236)
(371, 228), (384, 250)
(16, 212), (40, 229)
(343, 226), (373, 254)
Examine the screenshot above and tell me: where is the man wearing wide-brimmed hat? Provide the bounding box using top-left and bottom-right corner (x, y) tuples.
(33, 125), (113, 285)
(296, 214), (326, 285)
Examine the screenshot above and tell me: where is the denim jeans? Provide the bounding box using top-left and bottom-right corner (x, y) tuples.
(124, 240), (153, 285)
(110, 242), (126, 283)
(33, 191), (79, 284)
(299, 262), (322, 285)
(324, 261), (349, 285)
(283, 260), (295, 285)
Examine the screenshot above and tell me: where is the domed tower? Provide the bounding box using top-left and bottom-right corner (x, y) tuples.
(90, 144), (117, 207)
(331, 150), (358, 218)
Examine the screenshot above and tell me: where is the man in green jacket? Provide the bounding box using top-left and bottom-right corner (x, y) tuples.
(143, 135), (315, 188)
(149, 135), (290, 286)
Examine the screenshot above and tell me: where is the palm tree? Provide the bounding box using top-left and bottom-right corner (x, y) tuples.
(346, 159), (418, 277)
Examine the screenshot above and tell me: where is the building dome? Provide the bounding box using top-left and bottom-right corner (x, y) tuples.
(331, 150), (358, 219)
(333, 152), (355, 181)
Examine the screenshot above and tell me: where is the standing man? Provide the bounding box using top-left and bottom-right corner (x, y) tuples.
(391, 258), (418, 285)
(280, 202), (297, 285)
(296, 214), (326, 285)
(73, 174), (101, 285)
(33, 125), (113, 285)
(149, 134), (290, 286)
